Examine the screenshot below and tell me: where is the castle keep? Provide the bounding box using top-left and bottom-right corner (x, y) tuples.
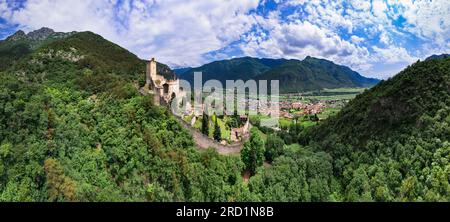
(145, 58), (180, 105)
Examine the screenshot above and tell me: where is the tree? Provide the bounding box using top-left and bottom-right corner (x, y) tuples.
(213, 116), (221, 141)
(265, 134), (285, 162)
(310, 114), (319, 122)
(201, 112), (209, 136)
(44, 158), (77, 201)
(241, 128), (265, 175)
(346, 167), (373, 202)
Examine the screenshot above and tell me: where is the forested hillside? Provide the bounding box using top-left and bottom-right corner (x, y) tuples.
(0, 28), (75, 71)
(176, 57), (279, 84)
(0, 28), (448, 202)
(0, 30), (243, 201)
(176, 56), (379, 92)
(303, 57), (450, 201)
(256, 56), (379, 92)
(242, 57), (450, 202)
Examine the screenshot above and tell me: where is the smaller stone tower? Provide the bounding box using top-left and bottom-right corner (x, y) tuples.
(150, 58), (157, 82)
(146, 58), (157, 87)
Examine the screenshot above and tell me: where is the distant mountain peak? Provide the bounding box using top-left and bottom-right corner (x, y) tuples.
(27, 27), (55, 40)
(0, 27), (77, 71)
(426, 54), (450, 61)
(303, 55), (324, 61)
(5, 27), (56, 42)
(6, 30), (27, 41)
(303, 56), (332, 63)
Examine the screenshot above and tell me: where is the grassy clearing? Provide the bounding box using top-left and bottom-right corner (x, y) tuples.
(318, 107), (341, 119)
(304, 94), (358, 101)
(189, 115), (231, 141)
(321, 87), (367, 93)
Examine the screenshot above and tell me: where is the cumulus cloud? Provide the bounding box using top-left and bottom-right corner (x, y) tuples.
(1, 0), (260, 67)
(0, 0), (11, 18)
(242, 19), (364, 58)
(253, 0), (449, 77)
(394, 0), (450, 46)
(240, 12), (372, 74)
(0, 0), (448, 78)
(119, 0), (260, 67)
(372, 45), (417, 64)
(350, 35), (364, 44)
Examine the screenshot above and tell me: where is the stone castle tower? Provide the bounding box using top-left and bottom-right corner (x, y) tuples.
(146, 58), (157, 87)
(149, 58), (157, 83)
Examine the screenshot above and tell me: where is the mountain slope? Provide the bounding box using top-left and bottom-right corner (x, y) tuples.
(0, 28), (243, 202)
(309, 57), (450, 146)
(0, 28), (76, 71)
(301, 56), (450, 201)
(179, 56), (379, 92)
(7, 30), (176, 91)
(173, 67), (192, 75)
(178, 57), (285, 85)
(426, 53), (450, 61)
(257, 57), (379, 92)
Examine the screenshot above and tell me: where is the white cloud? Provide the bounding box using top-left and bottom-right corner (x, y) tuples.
(350, 35), (364, 44)
(348, 0), (370, 11)
(1, 0), (448, 78)
(300, 0), (354, 33)
(371, 0), (388, 21)
(240, 16), (371, 73)
(282, 0), (308, 6)
(120, 0), (259, 66)
(2, 0), (260, 67)
(5, 0), (120, 43)
(397, 0), (450, 46)
(379, 31), (391, 45)
(261, 0), (448, 77)
(372, 45), (417, 64)
(0, 0), (11, 18)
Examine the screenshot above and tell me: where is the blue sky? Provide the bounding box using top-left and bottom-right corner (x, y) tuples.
(1, 0), (449, 79)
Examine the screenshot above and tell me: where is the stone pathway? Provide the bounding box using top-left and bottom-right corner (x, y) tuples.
(175, 116), (248, 155)
(137, 85), (247, 155)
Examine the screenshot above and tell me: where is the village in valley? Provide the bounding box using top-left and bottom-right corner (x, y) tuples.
(143, 58), (366, 146)
(178, 91), (362, 146)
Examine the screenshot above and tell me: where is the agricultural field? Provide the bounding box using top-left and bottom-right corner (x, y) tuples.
(275, 87), (369, 130)
(184, 87), (368, 139)
(280, 87), (368, 102)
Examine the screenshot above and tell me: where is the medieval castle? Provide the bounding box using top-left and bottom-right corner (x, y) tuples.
(145, 58), (180, 106)
(144, 58), (249, 144)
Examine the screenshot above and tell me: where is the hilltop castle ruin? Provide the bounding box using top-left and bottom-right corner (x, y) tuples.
(145, 58), (180, 105)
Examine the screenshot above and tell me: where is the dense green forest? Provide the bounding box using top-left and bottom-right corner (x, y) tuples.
(304, 57), (450, 201)
(0, 29), (448, 202)
(0, 31), (245, 201)
(245, 57), (450, 202)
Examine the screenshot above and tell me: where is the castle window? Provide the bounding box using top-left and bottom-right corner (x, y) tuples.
(163, 83), (169, 94)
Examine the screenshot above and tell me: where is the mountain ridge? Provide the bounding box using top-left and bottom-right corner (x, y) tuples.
(305, 56), (450, 149)
(176, 56), (380, 92)
(291, 55), (450, 201)
(0, 27), (78, 71)
(3, 27), (77, 43)
(426, 53), (450, 61)
(0, 28), (176, 81)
